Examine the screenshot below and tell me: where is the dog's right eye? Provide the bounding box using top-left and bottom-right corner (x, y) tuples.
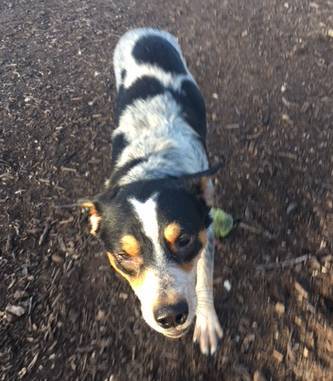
(117, 250), (128, 259)
(113, 251), (142, 275)
(115, 250), (135, 263)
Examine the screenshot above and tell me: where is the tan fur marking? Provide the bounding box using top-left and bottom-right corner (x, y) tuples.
(179, 261), (195, 272)
(81, 201), (97, 215)
(80, 201), (101, 236)
(164, 222), (181, 244)
(106, 252), (145, 288)
(120, 235), (140, 257)
(157, 290), (181, 306)
(199, 230), (208, 247)
(106, 251), (121, 274)
(155, 287), (194, 312)
(127, 270), (147, 289)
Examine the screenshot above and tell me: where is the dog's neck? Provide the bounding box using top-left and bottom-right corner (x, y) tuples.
(111, 133), (208, 187)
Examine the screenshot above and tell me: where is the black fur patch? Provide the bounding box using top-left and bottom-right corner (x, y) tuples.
(115, 76), (164, 124)
(132, 35), (187, 75)
(157, 186), (209, 233)
(169, 80), (207, 142)
(121, 69), (126, 81)
(115, 76), (206, 144)
(111, 133), (128, 165)
(110, 157), (146, 186)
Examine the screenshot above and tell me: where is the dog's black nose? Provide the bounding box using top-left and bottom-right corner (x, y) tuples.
(154, 301), (189, 329)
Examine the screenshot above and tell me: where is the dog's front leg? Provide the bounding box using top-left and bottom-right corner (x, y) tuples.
(193, 225), (223, 355)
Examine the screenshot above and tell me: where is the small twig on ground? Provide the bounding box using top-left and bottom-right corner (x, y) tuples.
(38, 222), (52, 246)
(5, 231), (14, 253)
(28, 296), (33, 316)
(277, 152), (298, 160)
(239, 221), (275, 240)
(257, 254), (311, 271)
(60, 166), (77, 173)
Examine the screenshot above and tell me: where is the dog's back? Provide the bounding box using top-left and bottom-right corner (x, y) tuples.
(110, 28), (209, 186)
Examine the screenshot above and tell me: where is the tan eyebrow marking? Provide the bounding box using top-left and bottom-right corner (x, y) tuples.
(81, 201), (97, 214)
(120, 235), (141, 257)
(164, 222), (181, 244)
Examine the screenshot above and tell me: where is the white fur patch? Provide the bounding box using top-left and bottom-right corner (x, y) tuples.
(129, 196), (164, 265)
(89, 214), (101, 236)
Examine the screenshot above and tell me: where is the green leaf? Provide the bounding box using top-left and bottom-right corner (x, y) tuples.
(211, 208), (233, 238)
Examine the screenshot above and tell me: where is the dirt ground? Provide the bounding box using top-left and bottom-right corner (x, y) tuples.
(1, 0), (332, 380)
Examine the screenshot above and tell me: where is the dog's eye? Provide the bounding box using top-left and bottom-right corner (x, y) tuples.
(112, 251), (126, 267)
(176, 234), (192, 248)
(117, 250), (129, 259)
(173, 234), (196, 255)
(113, 251), (142, 275)
(164, 228), (199, 259)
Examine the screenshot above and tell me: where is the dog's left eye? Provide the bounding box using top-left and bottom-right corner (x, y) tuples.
(172, 234), (197, 256)
(166, 232), (201, 261)
(175, 234), (193, 248)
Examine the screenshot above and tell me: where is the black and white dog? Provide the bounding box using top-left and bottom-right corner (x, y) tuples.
(81, 28), (223, 355)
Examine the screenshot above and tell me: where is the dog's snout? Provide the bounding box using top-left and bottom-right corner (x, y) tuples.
(154, 301), (189, 329)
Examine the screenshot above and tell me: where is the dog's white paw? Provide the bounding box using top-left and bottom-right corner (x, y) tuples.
(193, 307), (223, 355)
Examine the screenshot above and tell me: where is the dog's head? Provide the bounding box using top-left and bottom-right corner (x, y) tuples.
(80, 166), (220, 338)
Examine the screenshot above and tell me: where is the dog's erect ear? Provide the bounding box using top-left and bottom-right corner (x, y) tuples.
(180, 163), (223, 205)
(79, 199), (102, 236)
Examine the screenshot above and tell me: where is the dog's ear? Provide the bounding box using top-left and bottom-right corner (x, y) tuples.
(180, 163), (223, 205)
(79, 199), (102, 236)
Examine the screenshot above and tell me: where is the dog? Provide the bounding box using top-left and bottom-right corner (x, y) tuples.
(80, 28), (223, 355)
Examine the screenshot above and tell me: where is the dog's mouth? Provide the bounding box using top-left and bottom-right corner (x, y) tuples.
(163, 326), (191, 339)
